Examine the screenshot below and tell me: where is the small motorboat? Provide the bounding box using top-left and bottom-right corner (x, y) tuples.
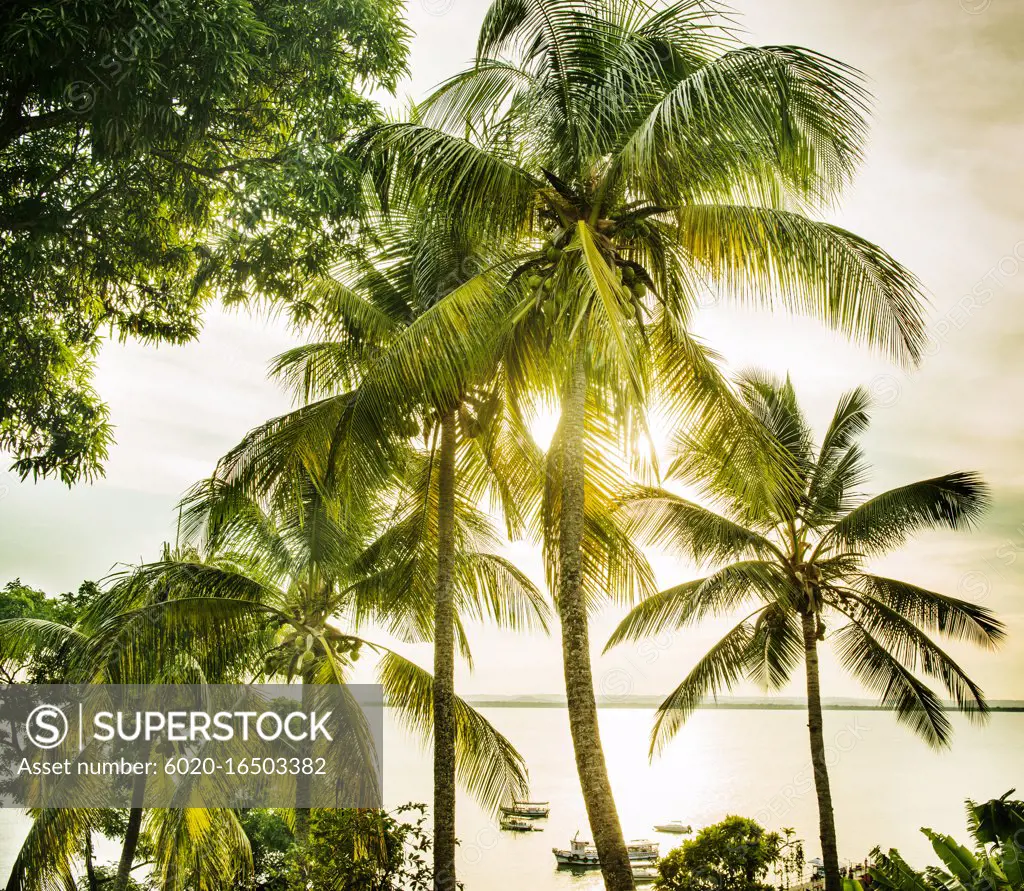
(500, 800), (550, 818)
(553, 834), (659, 868)
(654, 820), (692, 834)
(632, 865), (659, 884)
(500, 815), (540, 832)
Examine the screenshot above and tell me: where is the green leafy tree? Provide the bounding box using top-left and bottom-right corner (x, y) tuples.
(0, 0), (408, 482)
(656, 816), (782, 891)
(284, 806), (433, 891)
(607, 374), (1001, 891)
(237, 810), (294, 891)
(870, 791), (1024, 891)
(357, 2), (929, 886)
(0, 579), (102, 681)
(0, 579), (55, 624)
(234, 806), (434, 891)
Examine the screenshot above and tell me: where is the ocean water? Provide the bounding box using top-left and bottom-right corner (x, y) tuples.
(2, 707), (1021, 889)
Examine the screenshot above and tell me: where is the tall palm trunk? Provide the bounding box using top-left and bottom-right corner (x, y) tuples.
(433, 409), (458, 891)
(295, 666), (316, 845)
(801, 611), (840, 891)
(85, 830), (98, 891)
(558, 349), (634, 891)
(113, 770), (147, 891)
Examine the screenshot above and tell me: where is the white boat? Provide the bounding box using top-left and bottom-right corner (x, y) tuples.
(500, 800), (550, 818)
(553, 834), (659, 868)
(500, 815), (539, 832)
(632, 865), (659, 883)
(654, 821), (692, 834)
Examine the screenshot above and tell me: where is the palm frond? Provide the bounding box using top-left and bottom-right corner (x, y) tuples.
(649, 610), (762, 755)
(746, 601), (803, 691)
(605, 560), (786, 651)
(420, 60), (539, 134)
(0, 619), (90, 681)
(674, 204), (927, 366)
(617, 485), (779, 564)
(851, 574), (1005, 649)
(836, 595), (989, 721)
(354, 123), (537, 239)
(4, 808), (97, 891)
(620, 44), (871, 207)
(604, 579), (704, 650)
(826, 473), (990, 556)
(148, 808), (252, 891)
(377, 651), (529, 813)
(454, 552), (551, 632)
(652, 318), (804, 522)
(832, 621), (952, 747)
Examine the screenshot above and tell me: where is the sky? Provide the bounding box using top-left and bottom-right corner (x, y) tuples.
(1, 0), (1023, 702)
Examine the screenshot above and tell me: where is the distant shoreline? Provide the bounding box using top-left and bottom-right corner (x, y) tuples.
(463, 697), (1024, 712)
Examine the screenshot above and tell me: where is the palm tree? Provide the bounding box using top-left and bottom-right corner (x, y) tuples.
(606, 373), (1003, 891)
(355, 2), (929, 885)
(1, 464), (544, 891)
(207, 206), (546, 887)
(0, 559), (253, 891)
(101, 472), (546, 829)
(4, 806), (252, 891)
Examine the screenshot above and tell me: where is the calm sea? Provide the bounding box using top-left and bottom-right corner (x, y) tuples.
(3, 707), (1021, 889)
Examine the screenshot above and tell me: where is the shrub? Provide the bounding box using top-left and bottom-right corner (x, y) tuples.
(657, 816), (783, 891)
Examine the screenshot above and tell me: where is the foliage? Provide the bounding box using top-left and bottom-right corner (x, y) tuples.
(870, 791), (1024, 891)
(87, 485), (535, 814)
(76, 866), (149, 891)
(57, 806), (432, 891)
(284, 805), (433, 891)
(777, 829), (806, 891)
(656, 817), (783, 891)
(0, 0), (409, 483)
(0, 579), (102, 681)
(179, 200), (551, 886)
(356, 0), (931, 511)
(207, 202), (546, 578)
(607, 374), (1000, 753)
(237, 810), (294, 891)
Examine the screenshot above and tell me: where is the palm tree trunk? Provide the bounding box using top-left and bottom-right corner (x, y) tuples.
(295, 665), (316, 845)
(558, 349), (634, 891)
(801, 612), (840, 891)
(113, 770), (147, 891)
(85, 831), (98, 891)
(433, 409), (458, 891)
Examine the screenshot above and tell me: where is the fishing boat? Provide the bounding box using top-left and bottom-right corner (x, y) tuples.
(653, 820), (692, 834)
(553, 834), (659, 868)
(500, 815), (540, 832)
(500, 800), (550, 818)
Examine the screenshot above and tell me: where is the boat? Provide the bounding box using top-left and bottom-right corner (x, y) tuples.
(625, 839), (660, 861)
(632, 865), (659, 883)
(653, 820), (692, 834)
(500, 800), (550, 818)
(553, 834), (659, 868)
(500, 815), (540, 832)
